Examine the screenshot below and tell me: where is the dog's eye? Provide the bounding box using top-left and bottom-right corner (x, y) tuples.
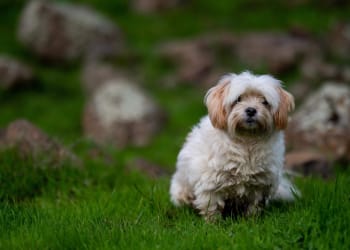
(231, 96), (241, 108)
(262, 99), (269, 106)
(235, 96), (241, 103)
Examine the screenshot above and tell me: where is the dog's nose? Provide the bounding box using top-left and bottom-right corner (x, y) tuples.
(245, 107), (257, 117)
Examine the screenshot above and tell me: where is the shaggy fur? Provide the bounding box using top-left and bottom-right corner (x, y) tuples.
(170, 71), (298, 220)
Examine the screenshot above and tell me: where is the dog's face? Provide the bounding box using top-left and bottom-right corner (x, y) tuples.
(227, 90), (274, 137)
(205, 72), (294, 138)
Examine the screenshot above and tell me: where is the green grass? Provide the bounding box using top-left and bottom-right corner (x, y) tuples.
(1, 0), (350, 249)
(0, 150), (349, 249)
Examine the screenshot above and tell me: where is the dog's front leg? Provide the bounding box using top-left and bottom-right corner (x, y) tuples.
(193, 191), (225, 221)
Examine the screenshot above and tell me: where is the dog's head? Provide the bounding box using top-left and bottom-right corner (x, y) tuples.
(204, 71), (294, 137)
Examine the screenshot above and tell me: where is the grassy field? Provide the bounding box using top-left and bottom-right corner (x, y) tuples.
(1, 0), (350, 249)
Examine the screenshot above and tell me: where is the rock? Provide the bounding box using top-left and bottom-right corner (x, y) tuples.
(236, 32), (320, 74)
(286, 83), (350, 162)
(18, 0), (123, 62)
(159, 39), (214, 85)
(0, 56), (34, 90)
(300, 57), (339, 81)
(292, 56), (350, 103)
(131, 0), (184, 13)
(327, 22), (350, 61)
(300, 57), (350, 82)
(289, 81), (314, 104)
(82, 64), (166, 147)
(158, 32), (237, 87)
(285, 151), (332, 179)
(126, 158), (169, 179)
(0, 119), (80, 166)
(158, 31), (320, 87)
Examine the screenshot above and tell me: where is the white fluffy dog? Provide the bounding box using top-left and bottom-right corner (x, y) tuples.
(170, 71), (299, 220)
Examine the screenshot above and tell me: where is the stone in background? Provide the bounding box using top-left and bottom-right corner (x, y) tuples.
(286, 83), (350, 162)
(82, 63), (166, 148)
(18, 0), (123, 62)
(0, 119), (81, 167)
(0, 56), (34, 90)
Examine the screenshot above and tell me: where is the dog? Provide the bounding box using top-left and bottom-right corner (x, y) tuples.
(170, 71), (299, 220)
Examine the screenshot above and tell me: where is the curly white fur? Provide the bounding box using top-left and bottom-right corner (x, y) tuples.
(170, 71), (299, 220)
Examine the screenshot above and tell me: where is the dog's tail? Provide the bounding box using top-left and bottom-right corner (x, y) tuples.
(272, 176), (300, 201)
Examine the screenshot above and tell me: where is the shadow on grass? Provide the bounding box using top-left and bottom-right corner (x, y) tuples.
(164, 197), (298, 225)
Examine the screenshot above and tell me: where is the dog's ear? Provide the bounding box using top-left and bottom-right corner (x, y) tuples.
(274, 87), (295, 130)
(204, 78), (230, 130)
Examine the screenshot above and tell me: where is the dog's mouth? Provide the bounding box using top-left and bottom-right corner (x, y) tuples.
(228, 112), (273, 138)
(234, 117), (267, 136)
(245, 117), (257, 126)
(242, 117), (259, 129)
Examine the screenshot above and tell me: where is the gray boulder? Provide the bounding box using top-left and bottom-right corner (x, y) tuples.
(158, 31), (320, 88)
(0, 56), (34, 90)
(18, 0), (123, 62)
(285, 150), (332, 179)
(236, 32), (320, 74)
(82, 64), (166, 148)
(286, 83), (350, 162)
(0, 119), (80, 167)
(300, 57), (350, 83)
(158, 32), (237, 87)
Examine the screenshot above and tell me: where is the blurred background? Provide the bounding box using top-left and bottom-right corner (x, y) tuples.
(0, 0), (350, 178)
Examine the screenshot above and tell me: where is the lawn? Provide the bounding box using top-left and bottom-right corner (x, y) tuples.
(0, 0), (350, 249)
